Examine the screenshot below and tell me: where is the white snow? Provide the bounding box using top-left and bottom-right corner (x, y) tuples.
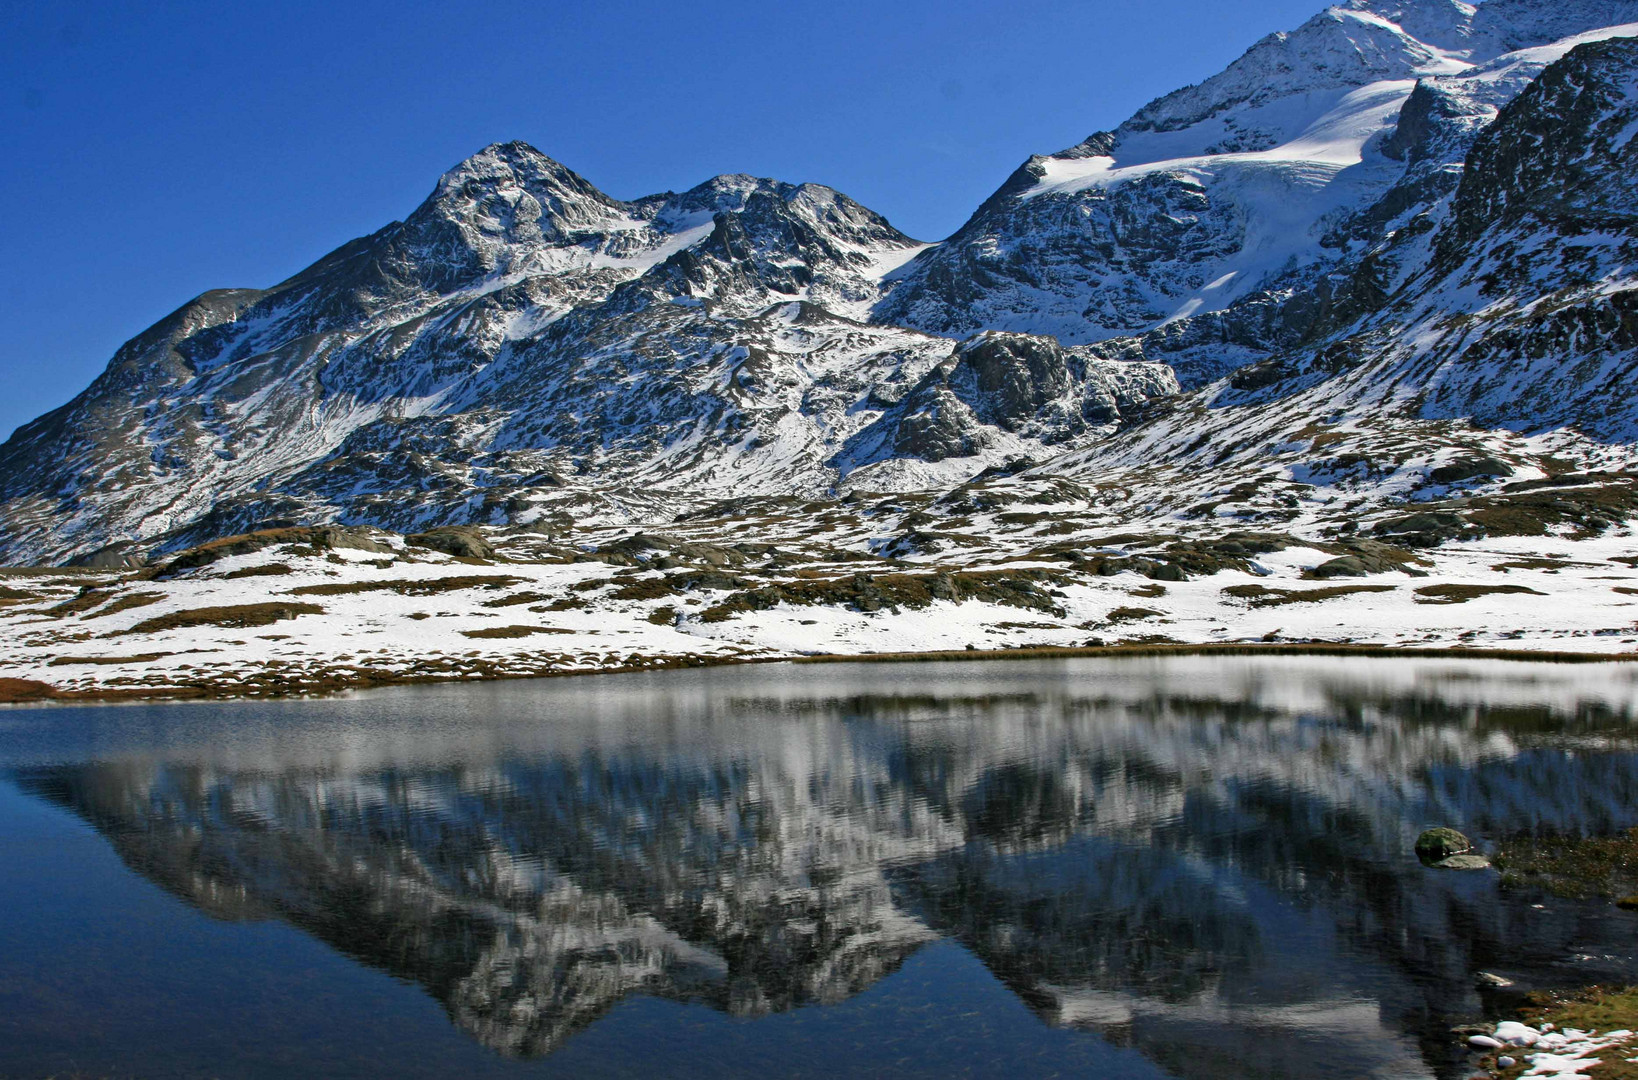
(1464, 1018), (1638, 1079)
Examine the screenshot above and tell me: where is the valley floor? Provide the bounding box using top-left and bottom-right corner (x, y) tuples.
(5, 471), (1638, 703)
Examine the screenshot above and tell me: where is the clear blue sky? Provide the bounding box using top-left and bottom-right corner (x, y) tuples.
(0, 0), (1322, 442)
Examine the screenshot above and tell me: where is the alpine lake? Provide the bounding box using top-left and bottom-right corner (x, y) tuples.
(3, 654), (1637, 1079)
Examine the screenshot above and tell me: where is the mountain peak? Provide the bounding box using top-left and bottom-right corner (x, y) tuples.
(1119, 0), (1470, 138)
(408, 141), (629, 254)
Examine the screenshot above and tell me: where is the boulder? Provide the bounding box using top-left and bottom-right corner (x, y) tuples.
(407, 526), (495, 560)
(69, 543), (147, 570)
(1431, 457), (1512, 484)
(1374, 512), (1473, 548)
(1415, 827), (1472, 862)
(1311, 539), (1427, 578)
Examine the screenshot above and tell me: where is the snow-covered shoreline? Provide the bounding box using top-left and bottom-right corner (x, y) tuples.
(1467, 1017), (1638, 1078)
(5, 502), (1637, 703)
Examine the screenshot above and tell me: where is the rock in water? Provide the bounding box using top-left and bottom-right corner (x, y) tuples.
(1435, 853), (1492, 870)
(1416, 827), (1472, 862)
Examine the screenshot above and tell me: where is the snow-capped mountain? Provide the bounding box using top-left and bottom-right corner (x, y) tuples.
(0, 141), (1173, 562)
(1211, 32), (1638, 436)
(3, 0), (1638, 567)
(877, 0), (1638, 384)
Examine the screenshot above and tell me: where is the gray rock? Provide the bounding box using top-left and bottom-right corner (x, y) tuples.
(312, 526), (394, 555)
(407, 526), (496, 560)
(1311, 539), (1427, 578)
(1416, 826), (1473, 861)
(68, 543), (147, 570)
(1374, 513), (1473, 548)
(1431, 457), (1512, 484)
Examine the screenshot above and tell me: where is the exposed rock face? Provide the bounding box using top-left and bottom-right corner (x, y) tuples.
(407, 525), (496, 560)
(1449, 36), (1638, 242)
(879, 333), (1177, 461)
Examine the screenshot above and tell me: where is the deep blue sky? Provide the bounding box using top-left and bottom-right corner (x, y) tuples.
(1, 0), (1321, 442)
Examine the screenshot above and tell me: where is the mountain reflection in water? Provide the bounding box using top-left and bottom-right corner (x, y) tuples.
(11, 655), (1638, 1079)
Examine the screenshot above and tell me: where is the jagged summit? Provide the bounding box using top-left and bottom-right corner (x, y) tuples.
(1117, 0), (1473, 142)
(406, 142), (631, 269)
(0, 139), (955, 562)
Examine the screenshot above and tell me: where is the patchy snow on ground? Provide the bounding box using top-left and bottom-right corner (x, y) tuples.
(4, 462), (1637, 701)
(1467, 1017), (1637, 1078)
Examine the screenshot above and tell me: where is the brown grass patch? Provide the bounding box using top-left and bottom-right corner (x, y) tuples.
(49, 653), (172, 666)
(125, 602), (325, 634)
(698, 569), (1069, 622)
(611, 577), (683, 601)
(481, 591), (554, 608)
(1491, 557), (1577, 572)
(0, 678), (57, 703)
(461, 625), (576, 639)
(222, 563), (295, 579)
(648, 605), (678, 626)
(1224, 583), (1396, 607)
(1466, 505), (1556, 537)
(1414, 583), (1546, 605)
(290, 575), (521, 597)
(86, 592), (166, 619)
(47, 589), (114, 617)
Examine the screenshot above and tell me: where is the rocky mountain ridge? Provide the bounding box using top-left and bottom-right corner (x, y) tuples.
(3, 0), (1638, 574)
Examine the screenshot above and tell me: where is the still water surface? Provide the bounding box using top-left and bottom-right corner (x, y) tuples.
(4, 655), (1638, 1079)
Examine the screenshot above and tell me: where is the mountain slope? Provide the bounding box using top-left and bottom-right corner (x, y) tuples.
(4, 0), (1638, 571)
(0, 142), (1178, 564)
(874, 0), (1638, 388)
